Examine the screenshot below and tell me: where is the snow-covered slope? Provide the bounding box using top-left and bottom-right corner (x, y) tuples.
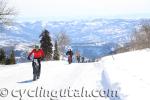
(0, 49), (149, 100)
(0, 61), (110, 100)
(101, 49), (150, 100)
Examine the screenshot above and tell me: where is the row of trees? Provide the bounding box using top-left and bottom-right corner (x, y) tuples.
(0, 48), (16, 65)
(39, 29), (70, 60)
(116, 20), (150, 53)
(130, 21), (150, 50)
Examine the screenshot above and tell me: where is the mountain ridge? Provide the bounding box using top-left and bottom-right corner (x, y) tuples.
(0, 19), (142, 62)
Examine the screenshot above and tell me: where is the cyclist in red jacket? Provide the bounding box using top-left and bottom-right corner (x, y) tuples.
(28, 45), (45, 81)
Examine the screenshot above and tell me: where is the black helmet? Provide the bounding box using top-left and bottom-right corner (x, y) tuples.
(35, 45), (40, 49)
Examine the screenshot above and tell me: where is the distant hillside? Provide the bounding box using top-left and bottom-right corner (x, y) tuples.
(0, 19), (142, 62)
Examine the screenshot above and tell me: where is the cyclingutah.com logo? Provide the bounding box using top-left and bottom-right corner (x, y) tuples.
(0, 86), (119, 100)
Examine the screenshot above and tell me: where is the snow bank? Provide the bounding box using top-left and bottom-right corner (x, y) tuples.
(101, 49), (150, 100)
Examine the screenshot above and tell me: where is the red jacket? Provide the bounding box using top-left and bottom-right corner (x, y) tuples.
(28, 49), (45, 59)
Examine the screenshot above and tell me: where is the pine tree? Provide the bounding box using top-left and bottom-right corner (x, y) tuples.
(9, 50), (16, 64)
(0, 48), (6, 64)
(5, 57), (10, 65)
(53, 40), (60, 60)
(40, 29), (53, 60)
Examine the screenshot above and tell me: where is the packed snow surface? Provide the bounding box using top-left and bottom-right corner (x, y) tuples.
(0, 49), (150, 100)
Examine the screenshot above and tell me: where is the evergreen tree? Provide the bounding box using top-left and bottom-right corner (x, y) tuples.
(53, 40), (60, 60)
(40, 29), (53, 60)
(0, 48), (6, 64)
(9, 50), (16, 64)
(5, 57), (10, 65)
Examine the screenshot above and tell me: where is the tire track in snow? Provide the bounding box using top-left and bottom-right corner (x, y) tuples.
(96, 61), (122, 100)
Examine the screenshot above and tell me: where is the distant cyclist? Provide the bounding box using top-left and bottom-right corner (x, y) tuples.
(28, 45), (45, 81)
(66, 48), (73, 64)
(75, 50), (80, 63)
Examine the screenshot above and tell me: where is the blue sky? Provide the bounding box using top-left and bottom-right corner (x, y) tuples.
(11, 0), (150, 21)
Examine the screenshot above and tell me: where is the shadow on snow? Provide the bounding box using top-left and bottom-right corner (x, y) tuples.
(17, 79), (33, 83)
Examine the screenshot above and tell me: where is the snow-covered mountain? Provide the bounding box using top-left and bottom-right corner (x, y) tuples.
(0, 19), (141, 45)
(0, 19), (141, 62)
